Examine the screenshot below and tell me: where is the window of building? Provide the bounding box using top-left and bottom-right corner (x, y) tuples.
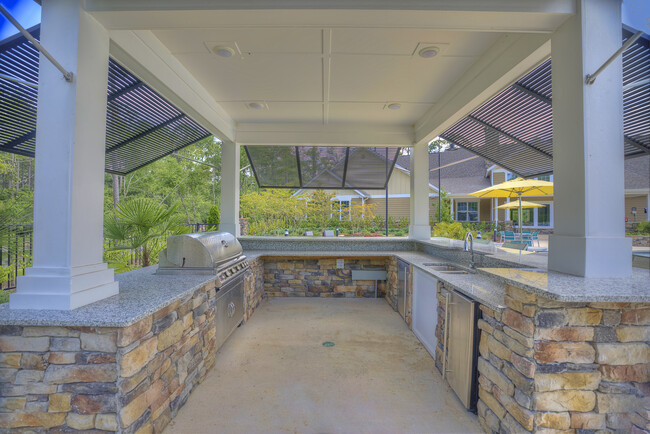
(506, 173), (518, 181)
(332, 200), (350, 220)
(536, 175), (552, 182)
(537, 204), (551, 226)
(457, 201), (478, 222)
(509, 202), (553, 228)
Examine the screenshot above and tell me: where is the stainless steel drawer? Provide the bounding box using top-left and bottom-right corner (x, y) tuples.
(214, 271), (246, 351)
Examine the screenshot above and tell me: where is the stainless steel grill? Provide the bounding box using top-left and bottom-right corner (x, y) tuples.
(157, 231), (249, 284)
(157, 231), (250, 349)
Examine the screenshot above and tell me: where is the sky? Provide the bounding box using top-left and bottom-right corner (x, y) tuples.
(0, 0), (40, 40)
(0, 0), (648, 44)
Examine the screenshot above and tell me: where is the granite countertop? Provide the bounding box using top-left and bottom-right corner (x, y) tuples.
(246, 250), (507, 311)
(478, 267), (650, 302)
(0, 267), (218, 327)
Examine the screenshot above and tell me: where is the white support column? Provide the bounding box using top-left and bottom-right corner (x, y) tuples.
(409, 144), (431, 239)
(219, 141), (241, 236)
(548, 0), (632, 277)
(11, 0), (118, 310)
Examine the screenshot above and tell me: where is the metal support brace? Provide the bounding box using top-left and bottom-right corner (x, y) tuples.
(585, 31), (643, 85)
(0, 4), (74, 82)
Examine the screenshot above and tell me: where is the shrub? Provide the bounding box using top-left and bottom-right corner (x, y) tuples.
(206, 205), (220, 230)
(0, 290), (9, 304)
(432, 221), (475, 240)
(633, 221), (650, 235)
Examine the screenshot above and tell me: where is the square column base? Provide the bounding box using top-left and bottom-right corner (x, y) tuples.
(408, 224), (432, 240)
(10, 264), (119, 310)
(219, 222), (241, 237)
(548, 235), (632, 277)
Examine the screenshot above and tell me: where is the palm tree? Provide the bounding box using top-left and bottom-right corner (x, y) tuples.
(104, 198), (186, 267)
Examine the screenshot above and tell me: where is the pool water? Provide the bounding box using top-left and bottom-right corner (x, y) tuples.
(633, 252), (650, 258)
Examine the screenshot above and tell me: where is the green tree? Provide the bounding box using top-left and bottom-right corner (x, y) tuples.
(207, 205), (220, 230)
(307, 190), (337, 228)
(104, 198), (186, 267)
(434, 189), (453, 223)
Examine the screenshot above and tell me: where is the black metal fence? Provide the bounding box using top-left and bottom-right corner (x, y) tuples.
(1, 223), (213, 291)
(0, 224), (33, 291)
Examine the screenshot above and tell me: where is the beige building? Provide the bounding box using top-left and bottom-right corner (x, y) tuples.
(297, 147), (650, 230)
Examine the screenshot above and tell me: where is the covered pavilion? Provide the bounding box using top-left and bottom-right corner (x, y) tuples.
(0, 0), (648, 310)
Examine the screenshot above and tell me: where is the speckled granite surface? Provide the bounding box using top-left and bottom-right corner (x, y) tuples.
(478, 267), (650, 302)
(2, 238), (647, 326)
(239, 236), (417, 252)
(0, 266), (218, 327)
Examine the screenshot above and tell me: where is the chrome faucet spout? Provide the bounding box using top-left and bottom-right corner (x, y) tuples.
(464, 232), (475, 268)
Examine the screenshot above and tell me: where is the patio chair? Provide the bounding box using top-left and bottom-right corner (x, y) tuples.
(530, 231), (540, 247)
(503, 231), (516, 242)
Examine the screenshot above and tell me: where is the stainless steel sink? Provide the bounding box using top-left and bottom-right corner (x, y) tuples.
(423, 263), (469, 274)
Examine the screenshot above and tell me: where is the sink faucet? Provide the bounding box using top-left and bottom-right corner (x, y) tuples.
(464, 232), (475, 268)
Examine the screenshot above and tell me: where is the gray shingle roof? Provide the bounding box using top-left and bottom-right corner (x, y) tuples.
(397, 149), (649, 194)
(397, 148), (491, 194)
(625, 155), (650, 190)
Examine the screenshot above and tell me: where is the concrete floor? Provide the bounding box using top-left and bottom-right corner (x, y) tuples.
(167, 298), (481, 434)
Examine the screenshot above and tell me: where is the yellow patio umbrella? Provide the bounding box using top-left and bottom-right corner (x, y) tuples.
(471, 178), (553, 236)
(496, 200), (545, 210)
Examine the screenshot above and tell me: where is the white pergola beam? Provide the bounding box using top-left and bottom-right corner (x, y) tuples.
(108, 30), (236, 141)
(236, 123), (414, 147)
(86, 1), (574, 33)
(86, 0), (576, 13)
(414, 33), (551, 145)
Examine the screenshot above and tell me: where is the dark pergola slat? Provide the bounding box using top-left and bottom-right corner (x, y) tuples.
(467, 115), (553, 160)
(0, 25), (212, 175)
(440, 28), (649, 178)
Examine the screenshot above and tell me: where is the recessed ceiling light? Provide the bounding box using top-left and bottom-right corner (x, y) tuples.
(418, 46), (439, 58)
(213, 46), (235, 57)
(386, 103), (402, 110)
(248, 102), (265, 110)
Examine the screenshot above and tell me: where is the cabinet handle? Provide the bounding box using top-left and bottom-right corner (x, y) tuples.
(442, 291), (450, 379)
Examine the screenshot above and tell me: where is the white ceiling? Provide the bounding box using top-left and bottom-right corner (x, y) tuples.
(154, 27), (499, 125)
(91, 2), (573, 145)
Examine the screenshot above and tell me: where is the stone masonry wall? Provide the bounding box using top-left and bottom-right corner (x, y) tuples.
(245, 258), (264, 321)
(436, 283), (650, 433)
(383, 257), (412, 328)
(0, 279), (232, 432)
(385, 257), (398, 310)
(262, 257), (389, 298)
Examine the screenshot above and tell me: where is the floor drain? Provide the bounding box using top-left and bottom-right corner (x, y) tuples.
(322, 341), (335, 347)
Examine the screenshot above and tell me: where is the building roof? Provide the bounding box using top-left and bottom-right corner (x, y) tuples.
(397, 147), (491, 194)
(625, 155), (650, 190)
(398, 149), (650, 195)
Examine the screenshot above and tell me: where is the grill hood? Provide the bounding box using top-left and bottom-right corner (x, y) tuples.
(157, 231), (244, 274)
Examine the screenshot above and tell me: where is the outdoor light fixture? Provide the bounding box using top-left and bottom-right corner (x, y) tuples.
(386, 103), (402, 110)
(418, 46), (439, 58)
(213, 46), (235, 57)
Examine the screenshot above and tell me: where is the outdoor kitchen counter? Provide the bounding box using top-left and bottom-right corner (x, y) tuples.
(0, 266), (219, 327)
(477, 266), (650, 303)
(245, 249), (507, 311)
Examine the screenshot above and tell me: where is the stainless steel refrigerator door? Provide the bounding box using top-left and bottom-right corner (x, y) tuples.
(446, 290), (476, 409)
